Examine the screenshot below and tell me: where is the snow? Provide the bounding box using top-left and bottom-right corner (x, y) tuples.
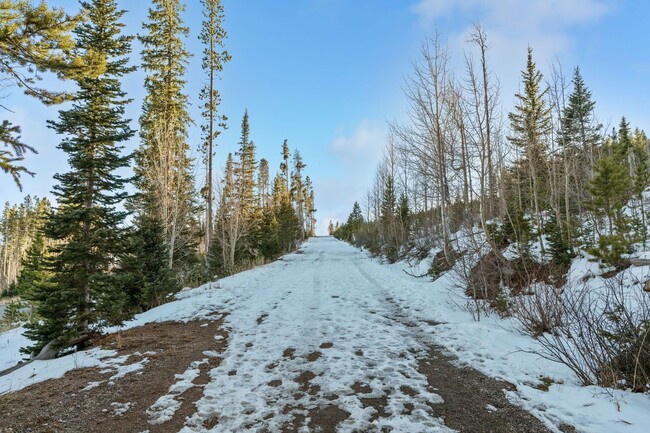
(0, 237), (649, 432)
(0, 325), (30, 371)
(0, 347), (116, 394)
(147, 359), (208, 425)
(112, 401), (131, 416)
(0, 346), (151, 394)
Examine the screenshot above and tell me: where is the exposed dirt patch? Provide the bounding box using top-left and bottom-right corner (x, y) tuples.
(307, 351), (322, 362)
(468, 252), (568, 305)
(319, 342), (333, 349)
(295, 370), (318, 394)
(283, 347), (296, 359)
(309, 405), (351, 431)
(0, 319), (227, 433)
(360, 395), (389, 422)
(351, 381), (372, 393)
(418, 346), (553, 433)
(257, 313), (269, 325)
(400, 384), (418, 396)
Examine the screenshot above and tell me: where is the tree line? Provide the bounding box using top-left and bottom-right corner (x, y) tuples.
(335, 24), (649, 277)
(332, 26), (650, 393)
(0, 0), (315, 356)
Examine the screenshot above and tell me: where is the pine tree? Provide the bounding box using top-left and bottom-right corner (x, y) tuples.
(560, 68), (601, 150)
(588, 155), (630, 237)
(272, 172), (298, 252)
(398, 192), (410, 244)
(1, 121), (34, 190)
(258, 158), (270, 208)
(381, 175), (398, 262)
(24, 0), (134, 354)
(14, 230), (50, 298)
(236, 110), (257, 219)
(0, 1), (91, 103)
(304, 175), (316, 236)
(258, 207), (280, 259)
(632, 129), (650, 243)
(0, 1), (100, 188)
(135, 0), (198, 273)
(507, 47), (552, 250)
(199, 0), (230, 259)
(120, 213), (179, 310)
(280, 139), (290, 190)
(290, 150), (306, 241)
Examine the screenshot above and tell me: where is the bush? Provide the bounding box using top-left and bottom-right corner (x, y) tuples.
(588, 234), (633, 269)
(512, 283), (564, 337)
(532, 275), (650, 391)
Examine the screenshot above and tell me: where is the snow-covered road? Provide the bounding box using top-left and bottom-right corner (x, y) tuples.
(183, 236), (453, 432)
(3, 237), (649, 433)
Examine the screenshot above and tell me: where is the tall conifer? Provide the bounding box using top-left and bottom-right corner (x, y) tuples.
(135, 0), (198, 274)
(199, 0), (230, 258)
(24, 0), (134, 353)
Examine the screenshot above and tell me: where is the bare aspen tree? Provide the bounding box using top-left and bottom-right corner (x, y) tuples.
(143, 119), (196, 268)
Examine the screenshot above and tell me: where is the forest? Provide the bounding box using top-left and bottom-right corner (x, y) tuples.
(0, 0), (316, 356)
(332, 26), (650, 393)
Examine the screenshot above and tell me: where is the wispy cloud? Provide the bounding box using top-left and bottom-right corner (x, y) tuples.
(411, 0), (610, 28)
(409, 0), (613, 113)
(329, 119), (386, 168)
(310, 120), (387, 235)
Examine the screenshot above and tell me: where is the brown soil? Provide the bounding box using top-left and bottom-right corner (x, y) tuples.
(419, 346), (552, 433)
(468, 251), (568, 303)
(0, 318), (227, 433)
(0, 315), (567, 433)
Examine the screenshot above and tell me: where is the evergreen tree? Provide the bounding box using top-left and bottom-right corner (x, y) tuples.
(24, 0), (134, 353)
(0, 1), (100, 188)
(398, 191), (410, 244)
(560, 67), (601, 154)
(199, 0), (230, 259)
(588, 155), (630, 234)
(632, 129), (650, 243)
(236, 110), (257, 218)
(258, 206), (280, 259)
(304, 176), (316, 236)
(14, 230), (50, 298)
(1, 121), (34, 190)
(258, 158), (270, 209)
(507, 47), (552, 250)
(135, 0), (198, 274)
(290, 150), (306, 241)
(120, 213), (179, 310)
(280, 139), (290, 190)
(381, 175), (398, 262)
(235, 111), (260, 259)
(272, 170), (299, 252)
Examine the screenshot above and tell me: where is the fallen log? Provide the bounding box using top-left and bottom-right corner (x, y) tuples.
(628, 257), (650, 267)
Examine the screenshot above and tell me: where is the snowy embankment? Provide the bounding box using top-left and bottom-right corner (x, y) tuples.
(384, 250), (650, 433)
(0, 237), (648, 432)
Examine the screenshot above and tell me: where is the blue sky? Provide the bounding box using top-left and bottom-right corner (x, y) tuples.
(2, 0), (648, 234)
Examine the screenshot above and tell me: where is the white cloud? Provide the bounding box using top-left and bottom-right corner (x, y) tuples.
(309, 120), (387, 235)
(410, 0), (612, 112)
(411, 0), (610, 28)
(329, 119), (386, 168)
